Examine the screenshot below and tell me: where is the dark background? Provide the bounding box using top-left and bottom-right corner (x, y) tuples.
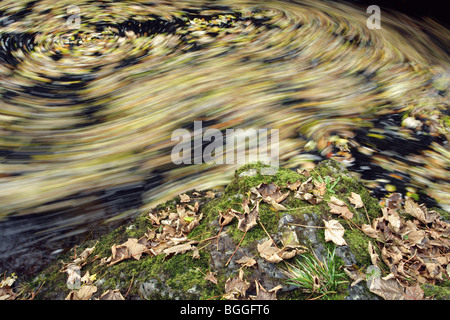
(344, 0), (448, 27)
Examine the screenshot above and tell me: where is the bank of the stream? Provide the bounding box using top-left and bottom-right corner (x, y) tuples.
(3, 159), (447, 301)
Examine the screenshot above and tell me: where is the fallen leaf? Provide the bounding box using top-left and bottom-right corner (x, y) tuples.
(404, 198), (438, 224)
(270, 200), (287, 211)
(323, 219), (347, 246)
(65, 285), (97, 300)
(367, 241), (379, 266)
(257, 239), (282, 263)
(179, 194), (190, 203)
(219, 208), (238, 226)
(249, 280), (282, 300)
(205, 191), (216, 198)
(368, 275), (404, 300)
(286, 180), (302, 191)
(257, 239), (305, 263)
(328, 196), (353, 219)
(404, 285), (424, 300)
(235, 256), (257, 268)
(232, 201), (260, 232)
(348, 192), (364, 209)
(163, 241), (197, 256)
(205, 271), (218, 285)
(385, 193), (403, 210)
(66, 264), (81, 290)
(224, 269), (250, 300)
(99, 289), (125, 300)
(314, 181), (327, 196)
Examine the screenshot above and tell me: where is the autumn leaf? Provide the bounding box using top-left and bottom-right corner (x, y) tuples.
(256, 182), (289, 203)
(368, 275), (405, 300)
(179, 193), (191, 203)
(328, 196), (353, 219)
(66, 264), (81, 290)
(219, 208), (238, 226)
(232, 201), (260, 232)
(249, 280), (282, 300)
(99, 289), (125, 300)
(204, 271), (218, 285)
(224, 269), (250, 300)
(163, 241), (197, 256)
(286, 180), (302, 191)
(404, 198), (438, 224)
(367, 241), (379, 266)
(65, 285), (97, 300)
(348, 192), (364, 209)
(257, 239), (305, 263)
(323, 219), (347, 246)
(403, 285), (424, 300)
(235, 256), (257, 268)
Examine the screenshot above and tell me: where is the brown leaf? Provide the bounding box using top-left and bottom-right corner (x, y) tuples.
(257, 183), (289, 203)
(328, 196), (353, 219)
(224, 269), (250, 300)
(235, 256), (257, 268)
(323, 219), (347, 246)
(314, 181), (327, 196)
(65, 285), (97, 300)
(99, 289), (125, 300)
(286, 180), (302, 191)
(232, 201), (260, 232)
(163, 241), (197, 256)
(368, 241), (380, 266)
(368, 275), (405, 300)
(385, 193), (403, 210)
(179, 193), (190, 203)
(348, 192), (364, 209)
(404, 198), (438, 224)
(249, 280), (282, 300)
(205, 271), (218, 285)
(403, 285), (424, 300)
(219, 208), (238, 226)
(257, 239), (282, 263)
(361, 223), (381, 239)
(205, 191), (216, 198)
(257, 239), (305, 263)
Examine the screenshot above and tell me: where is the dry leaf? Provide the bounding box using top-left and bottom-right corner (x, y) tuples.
(368, 241), (379, 266)
(219, 208), (238, 226)
(286, 180), (302, 191)
(328, 196), (353, 219)
(179, 194), (190, 203)
(224, 269), (250, 300)
(66, 285), (97, 300)
(314, 181), (327, 196)
(232, 201), (260, 232)
(385, 193), (403, 210)
(99, 289), (125, 300)
(249, 280), (282, 300)
(270, 200), (287, 211)
(205, 191), (216, 198)
(404, 285), (424, 300)
(348, 192), (364, 209)
(66, 264), (81, 290)
(404, 198), (438, 224)
(235, 256), (257, 268)
(369, 276), (404, 300)
(257, 239), (305, 263)
(323, 219), (347, 246)
(163, 241), (197, 256)
(205, 271), (218, 285)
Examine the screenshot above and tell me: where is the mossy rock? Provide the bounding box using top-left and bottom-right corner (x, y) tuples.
(26, 160), (447, 300)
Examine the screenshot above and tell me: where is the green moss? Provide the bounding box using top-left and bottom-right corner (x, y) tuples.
(421, 280), (450, 300)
